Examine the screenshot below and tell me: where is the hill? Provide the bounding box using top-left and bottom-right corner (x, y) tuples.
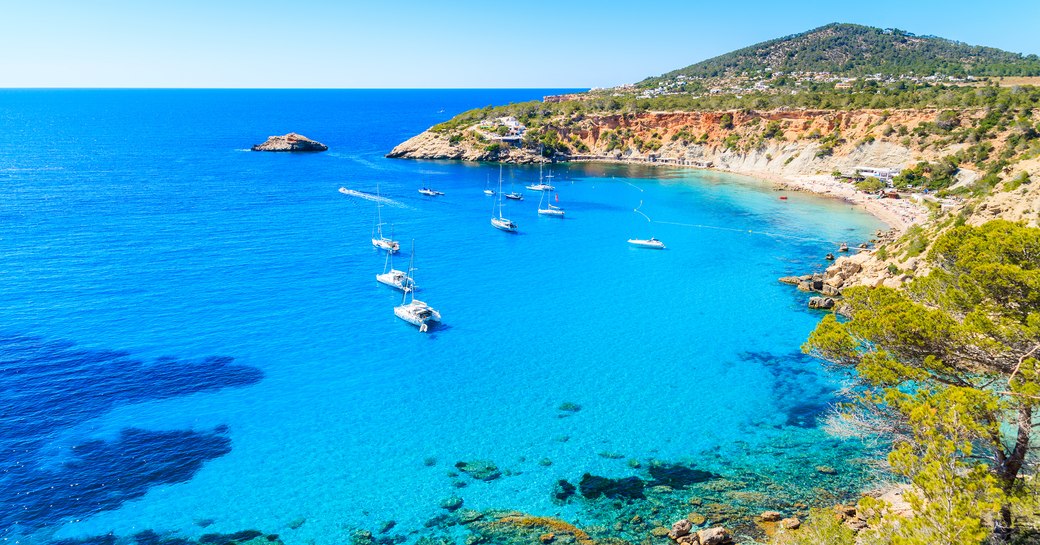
(642, 23), (1040, 84)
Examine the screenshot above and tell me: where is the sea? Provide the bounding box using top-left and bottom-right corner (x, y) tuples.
(0, 89), (886, 544)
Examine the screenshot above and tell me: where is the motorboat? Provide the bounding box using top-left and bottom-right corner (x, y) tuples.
(505, 192), (524, 200)
(627, 237), (666, 249)
(419, 187), (444, 196)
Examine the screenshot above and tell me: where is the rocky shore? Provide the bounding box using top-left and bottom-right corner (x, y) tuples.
(252, 133), (328, 152)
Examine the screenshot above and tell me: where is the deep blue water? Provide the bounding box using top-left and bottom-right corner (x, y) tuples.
(0, 90), (884, 543)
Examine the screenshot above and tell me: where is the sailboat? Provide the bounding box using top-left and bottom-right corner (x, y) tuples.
(393, 241), (441, 332)
(371, 184), (400, 253)
(376, 247), (415, 292)
(483, 174), (495, 196)
(526, 161), (556, 191)
(537, 187), (565, 217)
(418, 186), (444, 196)
(491, 166), (518, 232)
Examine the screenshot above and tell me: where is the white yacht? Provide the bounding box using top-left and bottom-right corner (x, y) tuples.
(393, 243), (440, 332)
(537, 188), (565, 217)
(376, 250), (414, 292)
(371, 184), (400, 253)
(418, 187), (443, 196)
(491, 166), (518, 232)
(627, 237), (666, 249)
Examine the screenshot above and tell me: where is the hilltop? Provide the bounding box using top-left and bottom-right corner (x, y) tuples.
(643, 23), (1040, 86)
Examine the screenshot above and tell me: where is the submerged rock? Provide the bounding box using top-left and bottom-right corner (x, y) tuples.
(455, 460), (501, 481)
(647, 463), (718, 489)
(552, 479), (577, 502)
(557, 402), (582, 413)
(439, 496), (464, 512)
(578, 473), (645, 500)
(251, 133), (328, 152)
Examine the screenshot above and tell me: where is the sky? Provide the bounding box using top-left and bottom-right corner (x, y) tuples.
(2, 0), (1039, 88)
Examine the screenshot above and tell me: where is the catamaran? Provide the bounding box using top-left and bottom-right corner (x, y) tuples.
(526, 162), (556, 191)
(376, 248), (414, 292)
(371, 184), (400, 253)
(393, 242), (440, 332)
(538, 187), (565, 217)
(627, 237), (666, 249)
(491, 166), (518, 232)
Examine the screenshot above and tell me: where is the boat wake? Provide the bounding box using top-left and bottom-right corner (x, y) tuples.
(338, 187), (406, 208)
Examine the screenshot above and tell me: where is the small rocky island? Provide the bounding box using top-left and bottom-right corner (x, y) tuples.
(251, 132), (328, 152)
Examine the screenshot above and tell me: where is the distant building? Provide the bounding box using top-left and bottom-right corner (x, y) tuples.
(853, 166), (901, 183)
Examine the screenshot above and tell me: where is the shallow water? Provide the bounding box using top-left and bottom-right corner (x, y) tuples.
(0, 89), (884, 543)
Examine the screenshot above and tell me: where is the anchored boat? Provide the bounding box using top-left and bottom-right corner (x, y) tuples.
(376, 249), (414, 292)
(371, 184), (400, 253)
(393, 242), (440, 332)
(491, 166), (518, 232)
(628, 237), (666, 249)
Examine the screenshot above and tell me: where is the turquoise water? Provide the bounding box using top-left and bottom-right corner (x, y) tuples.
(0, 90), (884, 543)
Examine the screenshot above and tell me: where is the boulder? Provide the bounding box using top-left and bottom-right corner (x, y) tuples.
(780, 517), (801, 530)
(676, 535), (699, 545)
(808, 297), (835, 310)
(778, 276), (802, 285)
(796, 281), (812, 292)
(696, 527), (732, 545)
(759, 511), (782, 522)
(669, 519), (693, 539)
(251, 133), (328, 152)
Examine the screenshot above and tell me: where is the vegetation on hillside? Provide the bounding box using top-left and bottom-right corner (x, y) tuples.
(804, 220), (1040, 542)
(644, 23), (1040, 84)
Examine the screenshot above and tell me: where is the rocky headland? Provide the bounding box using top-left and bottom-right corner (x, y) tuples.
(252, 133), (328, 152)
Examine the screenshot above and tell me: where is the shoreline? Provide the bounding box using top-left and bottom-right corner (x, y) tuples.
(555, 157), (929, 232)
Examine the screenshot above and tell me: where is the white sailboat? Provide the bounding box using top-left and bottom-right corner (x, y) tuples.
(526, 161), (556, 191)
(371, 184), (400, 253)
(393, 241), (441, 332)
(376, 248), (415, 292)
(483, 174), (495, 196)
(491, 165), (518, 232)
(538, 187), (565, 217)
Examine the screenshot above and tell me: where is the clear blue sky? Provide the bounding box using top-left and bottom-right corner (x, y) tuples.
(3, 0), (1038, 88)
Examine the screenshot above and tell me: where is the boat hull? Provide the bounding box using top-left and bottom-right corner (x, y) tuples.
(491, 218), (518, 232)
(372, 238), (400, 252)
(376, 270), (414, 292)
(394, 301), (441, 331)
(538, 209), (565, 217)
(627, 239), (666, 249)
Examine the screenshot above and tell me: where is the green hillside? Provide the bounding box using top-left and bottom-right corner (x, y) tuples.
(643, 23), (1040, 84)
